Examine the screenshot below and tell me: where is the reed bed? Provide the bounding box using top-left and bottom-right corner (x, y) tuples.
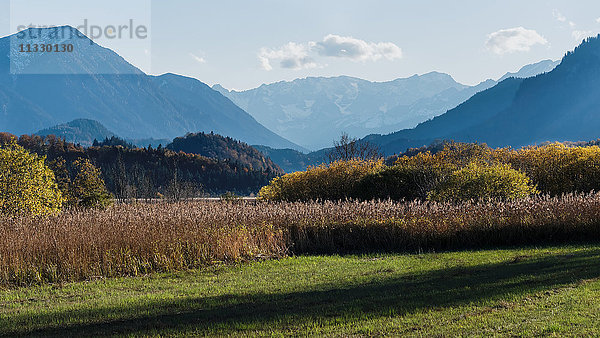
(2, 194), (600, 286)
(0, 203), (288, 286)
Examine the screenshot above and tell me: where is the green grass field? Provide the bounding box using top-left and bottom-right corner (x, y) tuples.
(1, 244), (600, 336)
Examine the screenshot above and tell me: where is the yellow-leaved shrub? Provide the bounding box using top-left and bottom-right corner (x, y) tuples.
(259, 159), (383, 201)
(0, 142), (62, 215)
(260, 142), (600, 202)
(428, 162), (538, 202)
(397, 142), (600, 198)
(502, 143), (600, 196)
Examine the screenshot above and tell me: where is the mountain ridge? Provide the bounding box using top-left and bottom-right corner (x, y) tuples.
(0, 26), (304, 152)
(33, 117), (284, 174)
(214, 60), (558, 150)
(360, 35), (600, 155)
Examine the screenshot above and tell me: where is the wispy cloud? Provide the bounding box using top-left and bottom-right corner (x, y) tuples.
(552, 9), (597, 41)
(572, 30), (594, 41)
(258, 35), (402, 71)
(553, 9), (567, 22)
(552, 9), (576, 27)
(485, 27), (547, 55)
(190, 53), (206, 64)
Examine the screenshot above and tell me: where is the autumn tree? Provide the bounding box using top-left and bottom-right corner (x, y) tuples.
(0, 142), (62, 215)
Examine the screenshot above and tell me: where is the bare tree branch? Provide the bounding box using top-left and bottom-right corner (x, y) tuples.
(327, 132), (383, 162)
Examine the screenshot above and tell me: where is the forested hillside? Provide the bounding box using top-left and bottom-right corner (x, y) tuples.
(0, 133), (278, 198)
(166, 132), (283, 174)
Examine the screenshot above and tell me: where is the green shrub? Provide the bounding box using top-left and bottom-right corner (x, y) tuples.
(71, 159), (113, 208)
(0, 142), (62, 215)
(428, 162), (538, 202)
(259, 159), (383, 201)
(49, 157), (112, 209)
(220, 191), (241, 201)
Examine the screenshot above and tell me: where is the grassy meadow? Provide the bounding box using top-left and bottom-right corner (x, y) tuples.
(1, 245), (599, 336)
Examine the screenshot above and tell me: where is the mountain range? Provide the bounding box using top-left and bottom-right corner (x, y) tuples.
(4, 25), (597, 175)
(214, 60), (558, 150)
(0, 26), (303, 151)
(362, 35), (600, 155)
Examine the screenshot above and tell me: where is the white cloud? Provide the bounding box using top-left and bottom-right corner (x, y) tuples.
(596, 17), (600, 23)
(258, 35), (402, 71)
(258, 42), (316, 71)
(190, 53), (206, 64)
(485, 27), (548, 54)
(553, 9), (567, 22)
(572, 30), (594, 41)
(314, 34), (402, 61)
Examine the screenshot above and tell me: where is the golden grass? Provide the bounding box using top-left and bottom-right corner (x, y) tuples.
(2, 195), (600, 286)
(0, 202), (287, 286)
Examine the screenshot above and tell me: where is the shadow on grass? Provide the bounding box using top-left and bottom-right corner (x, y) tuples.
(4, 248), (600, 336)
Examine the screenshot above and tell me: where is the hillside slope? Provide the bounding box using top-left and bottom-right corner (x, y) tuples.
(167, 132), (283, 174)
(36, 119), (116, 146)
(363, 36), (600, 155)
(0, 26), (302, 151)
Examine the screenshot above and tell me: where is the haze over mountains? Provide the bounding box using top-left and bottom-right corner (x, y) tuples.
(214, 60), (558, 150)
(497, 59), (560, 82)
(0, 26), (303, 151)
(362, 35), (600, 155)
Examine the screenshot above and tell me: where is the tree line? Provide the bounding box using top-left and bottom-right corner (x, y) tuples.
(0, 133), (280, 199)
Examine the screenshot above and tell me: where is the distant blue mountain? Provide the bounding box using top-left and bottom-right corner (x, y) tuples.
(497, 59), (560, 82)
(0, 26), (303, 151)
(362, 35), (600, 155)
(214, 61), (557, 150)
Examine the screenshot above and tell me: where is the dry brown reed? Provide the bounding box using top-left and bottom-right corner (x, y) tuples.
(0, 202), (287, 286)
(2, 194), (600, 286)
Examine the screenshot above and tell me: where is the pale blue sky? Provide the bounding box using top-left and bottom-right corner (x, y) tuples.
(2, 0), (600, 89)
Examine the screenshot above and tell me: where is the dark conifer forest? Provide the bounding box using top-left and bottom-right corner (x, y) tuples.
(0, 133), (280, 198)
